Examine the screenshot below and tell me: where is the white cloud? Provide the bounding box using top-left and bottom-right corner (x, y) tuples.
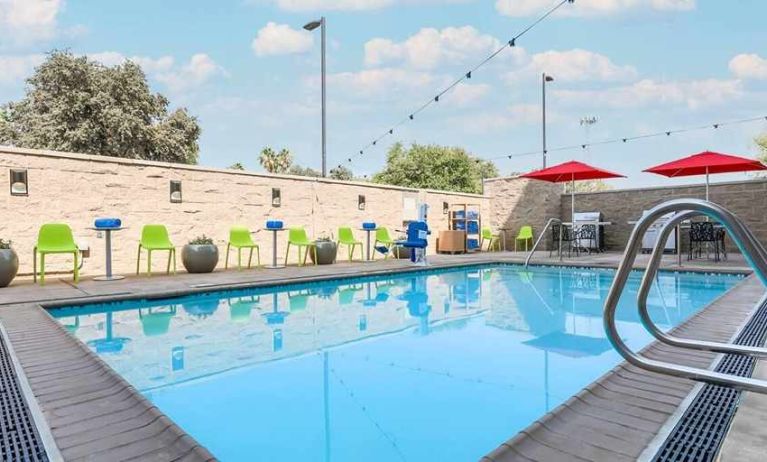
(553, 78), (743, 109)
(273, 0), (392, 10)
(448, 103), (541, 134)
(364, 26), (508, 70)
(449, 82), (491, 106)
(89, 52), (225, 92)
(650, 0), (695, 11)
(495, 0), (695, 17)
(514, 48), (638, 82)
(0, 54), (44, 85)
(155, 54), (226, 92)
(0, 0), (63, 42)
(252, 22), (314, 56)
(729, 53), (767, 80)
(327, 67), (436, 96)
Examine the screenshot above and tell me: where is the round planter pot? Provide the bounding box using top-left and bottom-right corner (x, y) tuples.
(392, 246), (411, 260)
(0, 249), (19, 288)
(311, 240), (337, 265)
(182, 245), (219, 273)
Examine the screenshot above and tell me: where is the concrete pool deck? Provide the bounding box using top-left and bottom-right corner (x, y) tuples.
(0, 251), (763, 461)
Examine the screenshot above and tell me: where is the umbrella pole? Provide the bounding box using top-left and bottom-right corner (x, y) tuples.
(571, 176), (575, 223)
(705, 166), (710, 201)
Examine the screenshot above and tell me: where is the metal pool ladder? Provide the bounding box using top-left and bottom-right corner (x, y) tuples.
(604, 198), (767, 393)
(525, 217), (562, 267)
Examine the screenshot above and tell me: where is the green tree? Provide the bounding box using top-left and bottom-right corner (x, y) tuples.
(757, 133), (767, 164)
(288, 164), (321, 177)
(0, 50), (200, 163)
(329, 165), (354, 181)
(228, 162), (245, 170)
(259, 147), (292, 173)
(372, 142), (497, 194)
(564, 180), (614, 193)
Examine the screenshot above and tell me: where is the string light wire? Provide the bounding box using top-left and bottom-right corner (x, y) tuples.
(479, 114), (767, 164)
(336, 0), (574, 169)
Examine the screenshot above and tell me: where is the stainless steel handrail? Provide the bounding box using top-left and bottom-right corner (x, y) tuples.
(603, 199), (767, 393)
(636, 209), (767, 357)
(525, 217), (562, 267)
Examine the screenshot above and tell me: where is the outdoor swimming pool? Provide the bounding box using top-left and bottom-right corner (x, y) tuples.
(50, 264), (743, 461)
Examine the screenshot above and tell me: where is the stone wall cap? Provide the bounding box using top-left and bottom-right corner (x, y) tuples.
(0, 144), (485, 197)
(561, 177), (767, 197)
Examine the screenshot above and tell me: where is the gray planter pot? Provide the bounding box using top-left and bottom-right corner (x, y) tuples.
(0, 249), (18, 288)
(393, 246), (411, 259)
(311, 240), (337, 265)
(182, 244), (219, 273)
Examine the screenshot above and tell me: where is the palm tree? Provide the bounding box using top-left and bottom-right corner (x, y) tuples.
(259, 147), (292, 173)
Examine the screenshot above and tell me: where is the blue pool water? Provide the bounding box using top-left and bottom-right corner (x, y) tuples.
(50, 265), (742, 461)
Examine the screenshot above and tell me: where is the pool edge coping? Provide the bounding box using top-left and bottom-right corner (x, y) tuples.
(1, 256), (756, 461)
(481, 273), (765, 462)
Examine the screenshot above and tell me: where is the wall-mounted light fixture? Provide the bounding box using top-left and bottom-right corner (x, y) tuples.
(358, 194), (366, 211)
(170, 180), (182, 203)
(272, 188), (281, 207)
(9, 169), (28, 196)
(443, 201), (449, 214)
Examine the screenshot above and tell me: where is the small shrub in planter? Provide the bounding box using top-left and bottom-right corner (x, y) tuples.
(310, 234), (338, 265)
(0, 239), (18, 288)
(182, 235), (219, 273)
(392, 235), (411, 259)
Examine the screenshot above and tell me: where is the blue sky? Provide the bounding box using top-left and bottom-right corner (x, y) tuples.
(1, 0), (765, 187)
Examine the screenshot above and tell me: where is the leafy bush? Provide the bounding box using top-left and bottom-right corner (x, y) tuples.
(188, 235), (214, 246)
(0, 239), (10, 250)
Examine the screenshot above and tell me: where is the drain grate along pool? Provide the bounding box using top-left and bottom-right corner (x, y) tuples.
(653, 299), (767, 462)
(0, 329), (49, 462)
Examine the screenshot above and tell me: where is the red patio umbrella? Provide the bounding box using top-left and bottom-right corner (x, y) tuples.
(644, 151), (767, 200)
(521, 160), (626, 222)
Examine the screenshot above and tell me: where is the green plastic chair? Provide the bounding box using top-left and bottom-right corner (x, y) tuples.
(139, 306), (176, 337)
(337, 227), (363, 262)
(338, 285), (362, 305)
(226, 226), (260, 270)
(289, 291), (310, 311)
(230, 297), (258, 323)
(136, 224), (176, 277)
(373, 227), (398, 260)
(34, 223), (79, 285)
(515, 226), (534, 252)
(285, 227), (317, 266)
(481, 227), (502, 252)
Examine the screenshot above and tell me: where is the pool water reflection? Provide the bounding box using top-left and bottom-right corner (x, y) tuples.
(51, 265), (742, 462)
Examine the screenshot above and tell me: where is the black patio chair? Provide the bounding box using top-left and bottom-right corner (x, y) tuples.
(575, 224), (598, 255)
(549, 223), (576, 258)
(716, 227), (728, 261)
(688, 222), (720, 262)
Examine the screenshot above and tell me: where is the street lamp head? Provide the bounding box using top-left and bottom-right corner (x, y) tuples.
(303, 19), (323, 31)
(544, 75), (555, 82)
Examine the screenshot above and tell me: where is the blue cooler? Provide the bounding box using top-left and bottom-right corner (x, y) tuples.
(94, 218), (121, 229)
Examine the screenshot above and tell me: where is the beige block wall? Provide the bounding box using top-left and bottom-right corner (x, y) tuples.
(484, 176), (562, 250)
(0, 147), (488, 276)
(559, 179), (767, 252)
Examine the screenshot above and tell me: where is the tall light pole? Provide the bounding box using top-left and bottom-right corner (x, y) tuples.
(304, 17), (326, 177)
(542, 73), (554, 169)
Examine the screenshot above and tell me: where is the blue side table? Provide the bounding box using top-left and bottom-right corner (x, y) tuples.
(262, 228), (286, 269)
(88, 227), (126, 281)
(358, 227), (378, 262)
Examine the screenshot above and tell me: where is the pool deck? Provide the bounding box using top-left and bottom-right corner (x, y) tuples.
(0, 251), (763, 461)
